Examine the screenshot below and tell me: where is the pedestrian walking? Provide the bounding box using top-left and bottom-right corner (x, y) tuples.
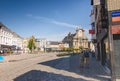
(80, 52), (84, 68)
(83, 49), (90, 68)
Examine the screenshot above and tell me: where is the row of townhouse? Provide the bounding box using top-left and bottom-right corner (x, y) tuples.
(46, 41), (64, 52)
(62, 28), (89, 52)
(22, 38), (30, 53)
(0, 22), (64, 53)
(35, 38), (64, 52)
(0, 22), (90, 54)
(90, 0), (120, 80)
(0, 22), (66, 54)
(0, 22), (23, 52)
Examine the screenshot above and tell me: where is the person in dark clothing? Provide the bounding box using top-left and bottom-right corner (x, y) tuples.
(80, 52), (85, 68)
(83, 49), (89, 67)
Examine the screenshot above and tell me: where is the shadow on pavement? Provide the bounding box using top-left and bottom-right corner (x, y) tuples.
(13, 54), (110, 81)
(38, 54), (111, 81)
(14, 70), (85, 81)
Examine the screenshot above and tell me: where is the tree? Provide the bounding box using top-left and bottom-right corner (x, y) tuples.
(27, 37), (36, 53)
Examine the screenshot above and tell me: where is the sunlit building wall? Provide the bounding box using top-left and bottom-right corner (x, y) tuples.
(0, 22), (23, 50)
(62, 28), (88, 50)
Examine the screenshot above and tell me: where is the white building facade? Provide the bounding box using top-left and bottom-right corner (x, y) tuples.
(0, 23), (23, 50)
(35, 38), (47, 52)
(12, 32), (23, 50)
(0, 25), (13, 47)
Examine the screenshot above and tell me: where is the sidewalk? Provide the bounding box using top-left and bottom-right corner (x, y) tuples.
(1, 53), (42, 62)
(69, 54), (111, 81)
(0, 52), (59, 63)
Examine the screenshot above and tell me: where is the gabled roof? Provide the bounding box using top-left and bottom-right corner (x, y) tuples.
(0, 22), (13, 33)
(0, 22), (23, 39)
(72, 34), (76, 36)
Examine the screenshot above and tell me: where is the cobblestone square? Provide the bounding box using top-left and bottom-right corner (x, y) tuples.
(0, 53), (111, 81)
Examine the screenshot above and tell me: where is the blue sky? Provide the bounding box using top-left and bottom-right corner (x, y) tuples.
(0, 0), (92, 41)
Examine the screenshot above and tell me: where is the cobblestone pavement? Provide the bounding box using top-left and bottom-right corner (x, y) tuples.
(0, 53), (111, 81)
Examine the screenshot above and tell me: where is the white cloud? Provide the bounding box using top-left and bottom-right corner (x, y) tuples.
(51, 20), (78, 28)
(26, 14), (81, 29)
(33, 31), (68, 41)
(26, 14), (90, 41)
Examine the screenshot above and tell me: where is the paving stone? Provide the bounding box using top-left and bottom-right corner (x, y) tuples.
(0, 53), (111, 81)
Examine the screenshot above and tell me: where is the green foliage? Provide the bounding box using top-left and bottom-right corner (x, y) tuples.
(27, 38), (36, 53)
(62, 47), (80, 52)
(57, 53), (72, 57)
(73, 48), (80, 50)
(56, 52), (81, 57)
(62, 48), (73, 51)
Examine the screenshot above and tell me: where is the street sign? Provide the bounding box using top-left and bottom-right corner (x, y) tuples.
(112, 11), (120, 17)
(89, 29), (95, 34)
(111, 25), (120, 34)
(112, 11), (120, 22)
